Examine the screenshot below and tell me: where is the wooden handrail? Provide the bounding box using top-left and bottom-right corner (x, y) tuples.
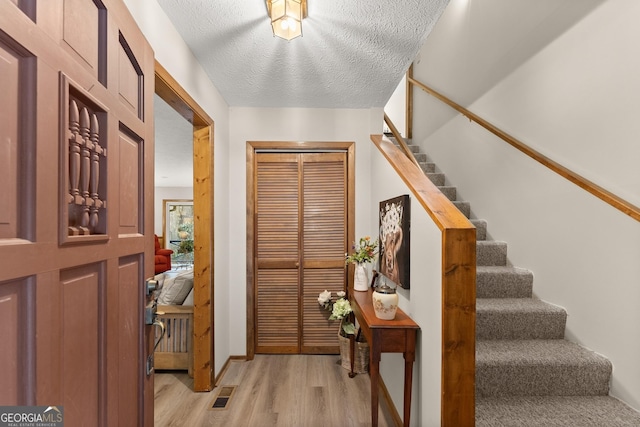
(407, 76), (640, 223)
(383, 113), (421, 170)
(371, 134), (476, 426)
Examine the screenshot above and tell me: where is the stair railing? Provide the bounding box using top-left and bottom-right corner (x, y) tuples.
(383, 113), (421, 169)
(370, 134), (476, 427)
(405, 69), (640, 223)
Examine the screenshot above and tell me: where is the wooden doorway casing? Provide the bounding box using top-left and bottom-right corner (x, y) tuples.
(154, 62), (215, 391)
(246, 141), (355, 359)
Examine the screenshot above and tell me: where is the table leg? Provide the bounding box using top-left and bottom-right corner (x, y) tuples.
(403, 355), (415, 426)
(403, 331), (416, 427)
(370, 334), (382, 427)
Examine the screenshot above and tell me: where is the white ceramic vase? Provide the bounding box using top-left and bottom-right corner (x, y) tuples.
(353, 263), (369, 292)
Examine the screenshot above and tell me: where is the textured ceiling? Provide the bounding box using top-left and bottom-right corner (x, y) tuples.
(155, 94), (193, 187)
(156, 0), (449, 108)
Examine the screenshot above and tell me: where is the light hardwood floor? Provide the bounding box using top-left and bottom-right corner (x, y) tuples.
(154, 354), (395, 426)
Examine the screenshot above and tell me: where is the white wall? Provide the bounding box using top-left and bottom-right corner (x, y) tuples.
(227, 106), (383, 355)
(371, 146), (443, 426)
(384, 75), (406, 137)
(413, 0), (640, 409)
(123, 0), (232, 378)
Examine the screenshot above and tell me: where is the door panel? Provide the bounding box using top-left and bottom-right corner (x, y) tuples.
(256, 155), (300, 261)
(0, 40), (20, 239)
(62, 0), (103, 76)
(301, 154), (346, 353)
(118, 130), (142, 234)
(0, 280), (23, 405)
(256, 269), (300, 352)
(118, 42), (141, 115)
(302, 154), (346, 261)
(0, 1), (155, 425)
(302, 268), (344, 352)
(255, 154), (301, 353)
(116, 257), (143, 424)
(60, 264), (103, 423)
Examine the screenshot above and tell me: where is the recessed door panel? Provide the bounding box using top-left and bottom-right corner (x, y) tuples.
(0, 41), (22, 239)
(118, 128), (142, 235)
(0, 279), (25, 405)
(116, 256), (141, 424)
(60, 264), (103, 424)
(118, 40), (142, 117)
(62, 0), (104, 80)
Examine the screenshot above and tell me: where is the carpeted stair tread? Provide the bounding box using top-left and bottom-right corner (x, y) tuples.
(477, 298), (566, 340)
(477, 240), (508, 266)
(476, 340), (612, 396)
(392, 138), (638, 422)
(476, 395), (640, 426)
(388, 137), (419, 153)
(477, 266), (533, 298)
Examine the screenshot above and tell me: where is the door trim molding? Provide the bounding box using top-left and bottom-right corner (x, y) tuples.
(245, 141), (355, 359)
(154, 61), (215, 391)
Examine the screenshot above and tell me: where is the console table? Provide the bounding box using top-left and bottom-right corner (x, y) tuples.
(351, 289), (420, 427)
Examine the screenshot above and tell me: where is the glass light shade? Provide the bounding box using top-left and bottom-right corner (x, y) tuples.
(269, 0), (303, 41)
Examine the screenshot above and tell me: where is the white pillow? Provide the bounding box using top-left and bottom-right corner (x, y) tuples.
(182, 288), (194, 306)
(157, 270), (193, 305)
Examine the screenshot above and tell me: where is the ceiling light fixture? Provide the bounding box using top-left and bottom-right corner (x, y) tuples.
(267, 0), (307, 41)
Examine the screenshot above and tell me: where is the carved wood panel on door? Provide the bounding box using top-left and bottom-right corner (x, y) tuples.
(0, 1), (155, 426)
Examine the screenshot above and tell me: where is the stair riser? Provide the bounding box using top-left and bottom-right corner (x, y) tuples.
(477, 311), (566, 340)
(427, 173), (445, 186)
(419, 162), (436, 173)
(476, 271), (533, 298)
(477, 242), (507, 266)
(471, 219), (487, 241)
(413, 152), (427, 163)
(476, 364), (611, 397)
(438, 186), (456, 201)
(453, 201), (470, 218)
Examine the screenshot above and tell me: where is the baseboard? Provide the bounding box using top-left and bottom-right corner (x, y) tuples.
(214, 355), (247, 387)
(378, 375), (403, 427)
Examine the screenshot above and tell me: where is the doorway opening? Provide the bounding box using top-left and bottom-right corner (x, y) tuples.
(154, 62), (214, 391)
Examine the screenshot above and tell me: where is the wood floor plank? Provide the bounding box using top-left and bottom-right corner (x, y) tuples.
(154, 354), (395, 427)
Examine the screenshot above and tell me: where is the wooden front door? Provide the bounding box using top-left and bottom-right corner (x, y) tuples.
(0, 1), (155, 425)
(250, 146), (353, 354)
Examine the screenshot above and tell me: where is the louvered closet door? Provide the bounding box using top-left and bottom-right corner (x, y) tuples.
(301, 153), (347, 353)
(255, 152), (347, 354)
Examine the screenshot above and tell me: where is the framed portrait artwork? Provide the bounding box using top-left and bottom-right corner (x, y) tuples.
(163, 199), (194, 259)
(378, 195), (410, 289)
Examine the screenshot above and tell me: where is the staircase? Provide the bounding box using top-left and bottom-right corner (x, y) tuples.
(389, 136), (640, 426)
